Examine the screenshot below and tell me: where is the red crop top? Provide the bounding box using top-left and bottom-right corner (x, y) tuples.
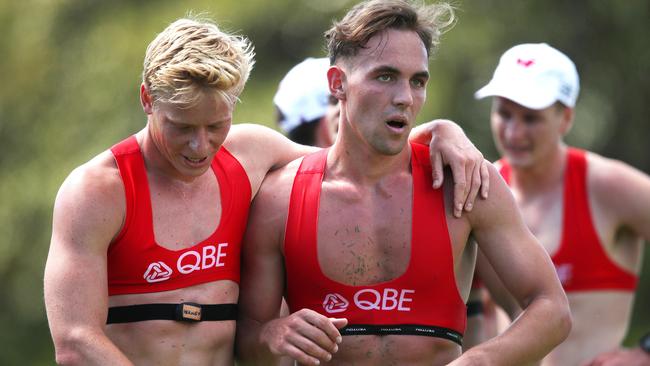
(107, 136), (251, 296)
(283, 143), (466, 345)
(499, 148), (637, 292)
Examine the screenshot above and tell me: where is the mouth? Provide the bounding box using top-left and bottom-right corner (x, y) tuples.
(385, 117), (408, 132)
(183, 156), (208, 166)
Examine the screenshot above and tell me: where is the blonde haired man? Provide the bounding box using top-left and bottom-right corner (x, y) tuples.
(44, 16), (488, 365)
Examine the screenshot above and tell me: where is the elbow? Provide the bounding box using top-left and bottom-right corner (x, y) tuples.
(51, 327), (92, 366)
(556, 301), (573, 343)
(546, 292), (572, 346)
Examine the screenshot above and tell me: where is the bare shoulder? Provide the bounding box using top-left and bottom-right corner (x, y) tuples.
(586, 151), (650, 232)
(586, 151), (650, 204)
(466, 161), (517, 225)
(52, 150), (125, 252)
(224, 123), (277, 152)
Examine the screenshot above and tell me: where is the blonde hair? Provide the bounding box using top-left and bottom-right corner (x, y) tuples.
(325, 0), (455, 64)
(143, 17), (255, 107)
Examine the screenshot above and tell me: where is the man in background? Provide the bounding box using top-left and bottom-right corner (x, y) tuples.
(474, 42), (650, 366)
(274, 57), (340, 147)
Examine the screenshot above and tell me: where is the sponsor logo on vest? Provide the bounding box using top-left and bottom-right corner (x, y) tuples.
(555, 263), (572, 286)
(142, 243), (229, 283)
(355, 288), (415, 311)
(322, 288), (415, 313)
(177, 243), (229, 274)
(323, 293), (349, 313)
(143, 261), (173, 283)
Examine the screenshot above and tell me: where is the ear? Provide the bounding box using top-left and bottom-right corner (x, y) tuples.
(559, 106), (575, 136)
(327, 66), (346, 102)
(140, 83), (154, 114)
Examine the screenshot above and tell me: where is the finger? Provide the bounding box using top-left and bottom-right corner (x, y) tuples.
(430, 150), (444, 188)
(464, 161), (481, 212)
(451, 158), (468, 218)
(303, 313), (343, 349)
(291, 333), (335, 363)
(480, 159), (490, 199)
(330, 317), (348, 332)
(283, 343), (326, 366)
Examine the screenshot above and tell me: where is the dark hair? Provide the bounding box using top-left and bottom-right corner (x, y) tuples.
(325, 0), (455, 64)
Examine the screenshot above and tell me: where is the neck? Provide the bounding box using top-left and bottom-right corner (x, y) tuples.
(328, 134), (411, 185)
(508, 144), (568, 194)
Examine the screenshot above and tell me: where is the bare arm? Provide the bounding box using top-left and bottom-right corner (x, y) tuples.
(235, 164), (345, 366)
(223, 124), (318, 196)
(410, 119), (489, 217)
(44, 157), (132, 366)
(580, 155), (650, 366)
(451, 165), (571, 365)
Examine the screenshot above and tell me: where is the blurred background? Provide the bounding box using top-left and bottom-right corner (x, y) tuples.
(0, 0), (648, 364)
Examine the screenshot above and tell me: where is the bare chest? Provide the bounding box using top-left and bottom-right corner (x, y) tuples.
(515, 188), (564, 255)
(332, 335), (460, 365)
(317, 183), (413, 286)
(148, 175), (222, 250)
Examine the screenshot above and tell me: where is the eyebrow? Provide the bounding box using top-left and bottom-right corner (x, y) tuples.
(372, 65), (429, 79)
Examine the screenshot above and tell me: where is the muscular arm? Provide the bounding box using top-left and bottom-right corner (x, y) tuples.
(452, 165), (571, 365)
(44, 156), (132, 366)
(235, 163), (344, 366)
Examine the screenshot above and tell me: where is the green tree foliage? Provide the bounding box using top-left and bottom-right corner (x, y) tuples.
(0, 0), (647, 363)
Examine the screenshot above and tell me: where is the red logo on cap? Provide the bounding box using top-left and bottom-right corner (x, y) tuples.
(517, 58), (535, 67)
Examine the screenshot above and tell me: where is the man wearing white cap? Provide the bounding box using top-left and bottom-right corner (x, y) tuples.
(274, 57), (340, 147)
(474, 43), (650, 365)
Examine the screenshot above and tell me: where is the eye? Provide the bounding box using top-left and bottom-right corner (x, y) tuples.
(411, 78), (426, 88)
(377, 74), (392, 82)
(523, 114), (540, 124)
(175, 124), (192, 132)
(497, 109), (511, 121)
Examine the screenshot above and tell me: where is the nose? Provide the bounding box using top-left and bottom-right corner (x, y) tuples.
(503, 119), (526, 142)
(188, 128), (209, 155)
(393, 80), (414, 108)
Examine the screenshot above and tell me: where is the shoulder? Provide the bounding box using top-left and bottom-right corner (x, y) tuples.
(57, 150), (123, 206)
(53, 150), (125, 248)
(463, 162), (520, 227)
(585, 150), (650, 225)
(224, 123), (290, 162)
(586, 151), (650, 202)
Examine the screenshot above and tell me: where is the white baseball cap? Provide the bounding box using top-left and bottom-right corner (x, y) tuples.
(274, 57), (331, 133)
(475, 43), (580, 109)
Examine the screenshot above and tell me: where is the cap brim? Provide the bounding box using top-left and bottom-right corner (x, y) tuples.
(474, 79), (559, 110)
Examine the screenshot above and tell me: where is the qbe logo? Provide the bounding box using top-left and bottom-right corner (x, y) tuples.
(322, 288), (415, 314)
(142, 243), (229, 283)
(323, 293), (349, 313)
(143, 261), (173, 283)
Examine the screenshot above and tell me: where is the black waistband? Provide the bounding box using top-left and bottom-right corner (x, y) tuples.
(339, 324), (463, 345)
(106, 303), (237, 324)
